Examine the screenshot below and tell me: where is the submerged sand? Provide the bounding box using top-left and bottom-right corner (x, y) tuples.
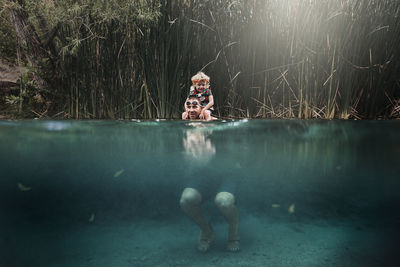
(3, 209), (398, 267)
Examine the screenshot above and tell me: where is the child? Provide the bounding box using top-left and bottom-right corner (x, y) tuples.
(182, 72), (214, 120)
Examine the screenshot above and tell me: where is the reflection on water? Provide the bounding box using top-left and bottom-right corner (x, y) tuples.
(43, 121), (72, 131)
(183, 122), (216, 165)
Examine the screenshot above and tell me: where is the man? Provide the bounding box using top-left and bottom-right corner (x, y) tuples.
(180, 96), (239, 252)
(182, 95), (217, 121)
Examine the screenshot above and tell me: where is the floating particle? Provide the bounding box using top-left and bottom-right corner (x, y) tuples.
(17, 183), (31, 191)
(288, 204), (295, 214)
(271, 204), (280, 208)
(89, 213), (95, 222)
(114, 169), (124, 177)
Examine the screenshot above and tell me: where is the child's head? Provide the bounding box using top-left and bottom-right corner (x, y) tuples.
(191, 72), (210, 91)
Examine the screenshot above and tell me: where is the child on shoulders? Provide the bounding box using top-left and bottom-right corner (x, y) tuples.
(182, 71), (214, 120)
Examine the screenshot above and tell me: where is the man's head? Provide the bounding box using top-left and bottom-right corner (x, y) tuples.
(185, 96), (203, 120)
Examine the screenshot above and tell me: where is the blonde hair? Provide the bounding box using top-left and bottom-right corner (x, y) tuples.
(191, 72), (210, 84)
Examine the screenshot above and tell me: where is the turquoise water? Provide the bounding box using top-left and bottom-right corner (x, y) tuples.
(0, 120), (399, 266)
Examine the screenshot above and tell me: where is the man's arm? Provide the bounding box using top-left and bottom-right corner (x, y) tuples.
(183, 97), (189, 109)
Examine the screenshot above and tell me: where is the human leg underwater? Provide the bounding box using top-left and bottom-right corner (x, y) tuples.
(180, 188), (214, 252)
(215, 192), (240, 251)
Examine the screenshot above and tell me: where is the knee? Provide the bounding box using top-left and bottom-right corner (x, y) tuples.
(214, 192), (235, 209)
(180, 188), (202, 208)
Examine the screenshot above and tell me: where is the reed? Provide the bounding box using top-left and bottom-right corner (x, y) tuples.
(2, 0), (400, 119)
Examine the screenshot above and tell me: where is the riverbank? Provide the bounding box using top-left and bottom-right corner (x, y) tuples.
(1, 59), (399, 120)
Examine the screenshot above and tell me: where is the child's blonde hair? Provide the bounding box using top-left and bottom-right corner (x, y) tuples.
(191, 72), (210, 84)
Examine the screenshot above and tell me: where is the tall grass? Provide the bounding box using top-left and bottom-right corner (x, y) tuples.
(230, 0), (400, 119)
(5, 0), (400, 119)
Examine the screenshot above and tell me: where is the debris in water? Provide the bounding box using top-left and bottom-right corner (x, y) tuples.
(17, 183), (31, 191)
(89, 213), (95, 222)
(271, 204), (280, 208)
(114, 169), (124, 177)
(288, 204), (295, 214)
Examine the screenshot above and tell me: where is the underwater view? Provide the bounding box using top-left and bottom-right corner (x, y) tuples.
(0, 120), (399, 267)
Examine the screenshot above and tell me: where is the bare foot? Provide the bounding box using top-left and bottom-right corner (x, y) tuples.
(227, 239), (240, 252)
(198, 228), (214, 252)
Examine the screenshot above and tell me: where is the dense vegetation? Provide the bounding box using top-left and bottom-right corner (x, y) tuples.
(1, 0), (399, 119)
